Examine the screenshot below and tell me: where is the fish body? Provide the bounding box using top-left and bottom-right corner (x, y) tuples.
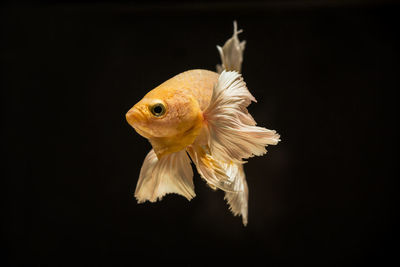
(126, 22), (280, 225)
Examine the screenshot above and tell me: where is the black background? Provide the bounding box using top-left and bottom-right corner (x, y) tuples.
(2, 0), (399, 266)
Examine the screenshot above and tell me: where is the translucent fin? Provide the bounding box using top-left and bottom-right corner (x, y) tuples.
(216, 21), (246, 73)
(223, 163), (249, 226)
(135, 149), (195, 203)
(204, 70), (280, 164)
(186, 144), (237, 192)
(187, 141), (249, 225)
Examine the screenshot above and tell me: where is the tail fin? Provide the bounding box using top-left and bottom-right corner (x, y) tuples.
(216, 21), (246, 73)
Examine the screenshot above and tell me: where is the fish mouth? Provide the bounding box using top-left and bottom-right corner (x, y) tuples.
(126, 107), (151, 138)
(126, 106), (143, 126)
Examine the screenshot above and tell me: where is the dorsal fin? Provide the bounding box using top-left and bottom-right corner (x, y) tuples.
(216, 21), (246, 73)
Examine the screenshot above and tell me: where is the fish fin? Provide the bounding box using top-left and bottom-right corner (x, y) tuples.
(204, 70), (280, 163)
(134, 149), (196, 203)
(216, 20), (246, 73)
(187, 142), (249, 224)
(223, 163), (249, 226)
(186, 144), (237, 192)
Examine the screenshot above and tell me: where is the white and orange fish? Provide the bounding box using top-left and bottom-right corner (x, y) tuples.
(126, 22), (280, 225)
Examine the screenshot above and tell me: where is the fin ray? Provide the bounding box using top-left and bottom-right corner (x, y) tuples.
(216, 21), (246, 73)
(187, 144), (237, 192)
(223, 163), (249, 226)
(204, 71), (280, 164)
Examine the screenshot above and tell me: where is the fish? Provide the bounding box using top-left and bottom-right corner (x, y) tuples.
(125, 22), (280, 225)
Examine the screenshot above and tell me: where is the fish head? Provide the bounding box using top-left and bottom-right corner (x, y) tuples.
(126, 85), (203, 157)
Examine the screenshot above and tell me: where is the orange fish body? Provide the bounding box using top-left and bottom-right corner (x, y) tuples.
(126, 22), (280, 225)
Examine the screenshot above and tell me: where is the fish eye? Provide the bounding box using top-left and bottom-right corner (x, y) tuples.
(150, 103), (166, 117)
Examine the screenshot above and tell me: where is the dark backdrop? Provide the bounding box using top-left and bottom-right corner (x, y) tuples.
(2, 0), (398, 266)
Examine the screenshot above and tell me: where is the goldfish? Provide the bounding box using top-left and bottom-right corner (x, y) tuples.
(126, 22), (280, 225)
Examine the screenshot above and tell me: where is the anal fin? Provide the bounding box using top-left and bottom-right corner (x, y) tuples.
(135, 149), (196, 203)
